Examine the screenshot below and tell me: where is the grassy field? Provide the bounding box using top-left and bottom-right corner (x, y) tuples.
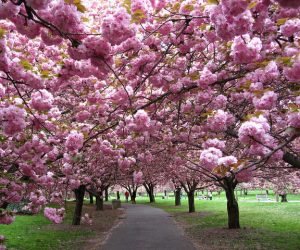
(1, 190), (299, 250)
(137, 190), (300, 250)
(0, 201), (121, 250)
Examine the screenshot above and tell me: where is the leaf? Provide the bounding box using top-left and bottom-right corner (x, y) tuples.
(40, 70), (51, 79)
(131, 9), (146, 23)
(288, 104), (300, 112)
(276, 56), (293, 66)
(255, 60), (270, 68)
(183, 4), (194, 12)
(123, 0), (131, 14)
(277, 18), (288, 26)
(172, 2), (181, 12)
(188, 72), (200, 81)
(0, 28), (6, 39)
(65, 0), (86, 13)
(20, 60), (33, 71)
(247, 1), (258, 9)
(0, 134), (6, 142)
(207, 0), (219, 5)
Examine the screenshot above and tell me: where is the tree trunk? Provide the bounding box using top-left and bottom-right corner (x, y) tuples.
(280, 194), (288, 202)
(96, 192), (104, 211)
(131, 190), (136, 204)
(187, 190), (195, 213)
(175, 188), (181, 206)
(89, 193), (94, 204)
(149, 187), (155, 203)
(225, 184), (240, 229)
(105, 187), (109, 202)
(144, 183), (155, 203)
(72, 185), (85, 225)
(117, 191), (120, 200)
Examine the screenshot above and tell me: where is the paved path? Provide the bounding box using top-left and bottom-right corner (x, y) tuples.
(102, 204), (196, 250)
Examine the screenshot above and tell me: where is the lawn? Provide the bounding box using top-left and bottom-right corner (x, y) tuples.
(138, 190), (300, 250)
(0, 201), (121, 250)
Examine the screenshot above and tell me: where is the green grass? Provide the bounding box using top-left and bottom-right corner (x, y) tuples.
(0, 202), (95, 250)
(137, 191), (300, 250)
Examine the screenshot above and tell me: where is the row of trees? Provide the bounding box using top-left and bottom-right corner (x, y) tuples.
(0, 0), (300, 240)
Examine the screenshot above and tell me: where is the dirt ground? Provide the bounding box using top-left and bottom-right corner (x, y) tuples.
(46, 204), (124, 250)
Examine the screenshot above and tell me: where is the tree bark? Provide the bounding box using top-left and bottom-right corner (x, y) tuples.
(117, 191), (120, 200)
(280, 194), (288, 202)
(225, 184), (240, 229)
(72, 185), (85, 225)
(175, 188), (181, 206)
(105, 187), (109, 202)
(96, 191), (104, 211)
(144, 183), (155, 203)
(89, 193), (94, 204)
(131, 190), (136, 204)
(187, 190), (195, 213)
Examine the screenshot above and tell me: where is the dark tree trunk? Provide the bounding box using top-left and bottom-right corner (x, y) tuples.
(105, 187), (109, 202)
(243, 189), (248, 195)
(131, 190), (136, 204)
(89, 193), (94, 204)
(280, 194), (288, 202)
(225, 184), (240, 229)
(96, 191), (104, 211)
(266, 190), (269, 195)
(187, 190), (195, 213)
(149, 188), (155, 203)
(117, 191), (120, 200)
(144, 183), (155, 203)
(72, 185), (85, 225)
(175, 188), (181, 206)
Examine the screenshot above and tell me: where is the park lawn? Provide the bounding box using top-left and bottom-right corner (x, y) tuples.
(138, 194), (300, 250)
(0, 201), (122, 250)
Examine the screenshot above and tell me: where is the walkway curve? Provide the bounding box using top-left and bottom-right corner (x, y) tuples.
(101, 204), (196, 250)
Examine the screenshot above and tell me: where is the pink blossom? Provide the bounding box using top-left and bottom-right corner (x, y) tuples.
(0, 212), (15, 225)
(284, 56), (300, 81)
(50, 1), (85, 37)
(221, 0), (248, 16)
(65, 131), (84, 151)
(31, 90), (54, 111)
(0, 106), (26, 136)
(118, 157), (136, 170)
(197, 67), (217, 88)
(200, 147), (223, 170)
(207, 110), (234, 132)
(0, 1), (20, 19)
(40, 29), (63, 46)
(253, 91), (278, 110)
(231, 35), (262, 64)
(76, 111), (90, 122)
(0, 84), (5, 98)
(203, 138), (226, 150)
(133, 110), (151, 132)
(288, 112), (300, 128)
(102, 8), (135, 45)
(26, 0), (52, 10)
(133, 171), (143, 184)
(275, 0), (300, 8)
(238, 116), (270, 144)
(218, 156), (238, 167)
(81, 213), (92, 225)
(44, 207), (65, 224)
(280, 19), (300, 37)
